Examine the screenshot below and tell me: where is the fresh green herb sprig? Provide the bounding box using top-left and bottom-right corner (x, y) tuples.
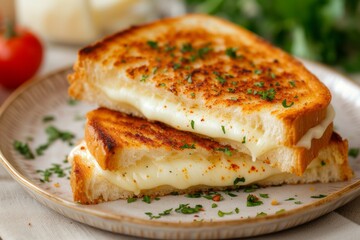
(36, 126), (75, 155)
(37, 163), (71, 183)
(13, 140), (35, 159)
(247, 194), (263, 207)
(175, 204), (203, 214)
(145, 208), (173, 219)
(218, 210), (233, 217)
(311, 194), (327, 199)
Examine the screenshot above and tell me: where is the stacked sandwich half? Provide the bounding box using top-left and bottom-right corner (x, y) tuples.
(67, 14), (352, 204)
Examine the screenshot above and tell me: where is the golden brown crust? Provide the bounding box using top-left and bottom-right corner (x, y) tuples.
(85, 108), (332, 174)
(68, 14), (331, 146)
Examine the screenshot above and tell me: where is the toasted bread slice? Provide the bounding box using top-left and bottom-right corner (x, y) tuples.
(68, 14), (332, 169)
(70, 131), (352, 205)
(84, 108), (332, 175)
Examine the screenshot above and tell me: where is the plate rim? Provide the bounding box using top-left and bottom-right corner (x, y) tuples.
(0, 62), (360, 229)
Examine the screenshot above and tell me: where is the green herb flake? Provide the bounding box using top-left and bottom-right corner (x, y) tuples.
(254, 82), (265, 87)
(259, 88), (276, 101)
(256, 212), (267, 217)
(259, 193), (269, 198)
(285, 197), (295, 201)
(247, 194), (263, 207)
(37, 163), (71, 183)
(348, 148), (359, 158)
(294, 201), (303, 205)
(42, 115), (55, 123)
(185, 192), (202, 198)
(181, 43), (194, 53)
(127, 197), (137, 203)
(228, 88), (235, 93)
(191, 120), (195, 130)
(234, 177), (245, 185)
(140, 75), (149, 82)
(235, 208), (240, 214)
(36, 126), (75, 155)
(153, 67), (158, 74)
(230, 97), (238, 101)
(180, 143), (196, 149)
(175, 204), (203, 214)
(164, 44), (175, 52)
(282, 99), (294, 108)
(212, 203), (218, 208)
(198, 46), (212, 59)
(224, 191), (237, 197)
(172, 63), (181, 70)
(213, 72), (226, 84)
(254, 69), (263, 75)
(142, 195), (151, 204)
(159, 83), (166, 87)
(13, 140), (35, 159)
(225, 47), (238, 59)
(276, 209), (286, 214)
(67, 98), (78, 106)
(147, 41), (158, 49)
(321, 160), (326, 166)
(218, 210), (233, 217)
(247, 89), (253, 94)
(242, 136), (246, 144)
(270, 73), (276, 79)
(145, 208), (173, 219)
(289, 80), (296, 87)
(221, 125), (226, 134)
(244, 184), (260, 193)
(215, 147), (232, 156)
(310, 194), (327, 198)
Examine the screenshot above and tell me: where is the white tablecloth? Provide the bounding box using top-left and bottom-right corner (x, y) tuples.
(0, 44), (359, 240)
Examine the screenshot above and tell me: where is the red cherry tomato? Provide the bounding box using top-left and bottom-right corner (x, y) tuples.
(0, 27), (43, 89)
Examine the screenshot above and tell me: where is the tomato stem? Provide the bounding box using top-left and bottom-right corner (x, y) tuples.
(4, 20), (17, 39)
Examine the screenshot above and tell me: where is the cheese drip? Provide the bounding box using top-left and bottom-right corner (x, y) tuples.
(69, 142), (281, 194)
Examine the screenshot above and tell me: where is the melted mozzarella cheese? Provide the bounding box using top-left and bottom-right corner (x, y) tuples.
(100, 85), (334, 160)
(69, 142), (281, 194)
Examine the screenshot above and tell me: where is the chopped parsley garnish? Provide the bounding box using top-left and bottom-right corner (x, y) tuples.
(140, 75), (149, 82)
(175, 204), (203, 214)
(276, 209), (286, 214)
(147, 40), (158, 49)
(234, 177), (245, 185)
(321, 160), (326, 166)
(247, 194), (263, 207)
(259, 88), (276, 101)
(190, 92), (195, 98)
(67, 98), (78, 106)
(215, 147), (232, 156)
(185, 192), (202, 198)
(159, 83), (166, 87)
(180, 143), (196, 149)
(181, 43), (194, 53)
(348, 148), (359, 158)
(275, 82), (280, 86)
(244, 184), (260, 193)
(185, 73), (193, 83)
(213, 72), (226, 84)
(294, 201), (303, 205)
(142, 195), (151, 204)
(145, 208), (173, 219)
(127, 197), (137, 203)
(311, 194), (327, 198)
(164, 44), (176, 52)
(247, 89), (253, 94)
(212, 203), (218, 208)
(36, 126), (75, 156)
(218, 210), (233, 217)
(282, 99), (294, 108)
(37, 163), (71, 183)
(285, 197), (295, 201)
(197, 45), (212, 59)
(270, 72), (276, 79)
(242, 136), (246, 144)
(228, 88), (235, 93)
(259, 193), (269, 198)
(172, 63), (181, 70)
(225, 47), (238, 59)
(42, 115), (55, 123)
(221, 125), (226, 134)
(289, 80), (296, 87)
(224, 190), (237, 197)
(254, 82), (265, 87)
(235, 208), (240, 214)
(256, 212), (267, 217)
(13, 140), (35, 159)
(152, 67), (158, 74)
(254, 69), (263, 75)
(191, 120), (195, 130)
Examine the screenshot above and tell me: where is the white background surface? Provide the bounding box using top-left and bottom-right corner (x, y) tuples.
(0, 44), (360, 240)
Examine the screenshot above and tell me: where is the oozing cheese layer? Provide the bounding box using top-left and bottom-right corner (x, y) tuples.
(69, 142), (282, 195)
(100, 85), (334, 160)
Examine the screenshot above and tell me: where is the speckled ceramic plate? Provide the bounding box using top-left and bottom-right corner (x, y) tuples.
(0, 61), (360, 239)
